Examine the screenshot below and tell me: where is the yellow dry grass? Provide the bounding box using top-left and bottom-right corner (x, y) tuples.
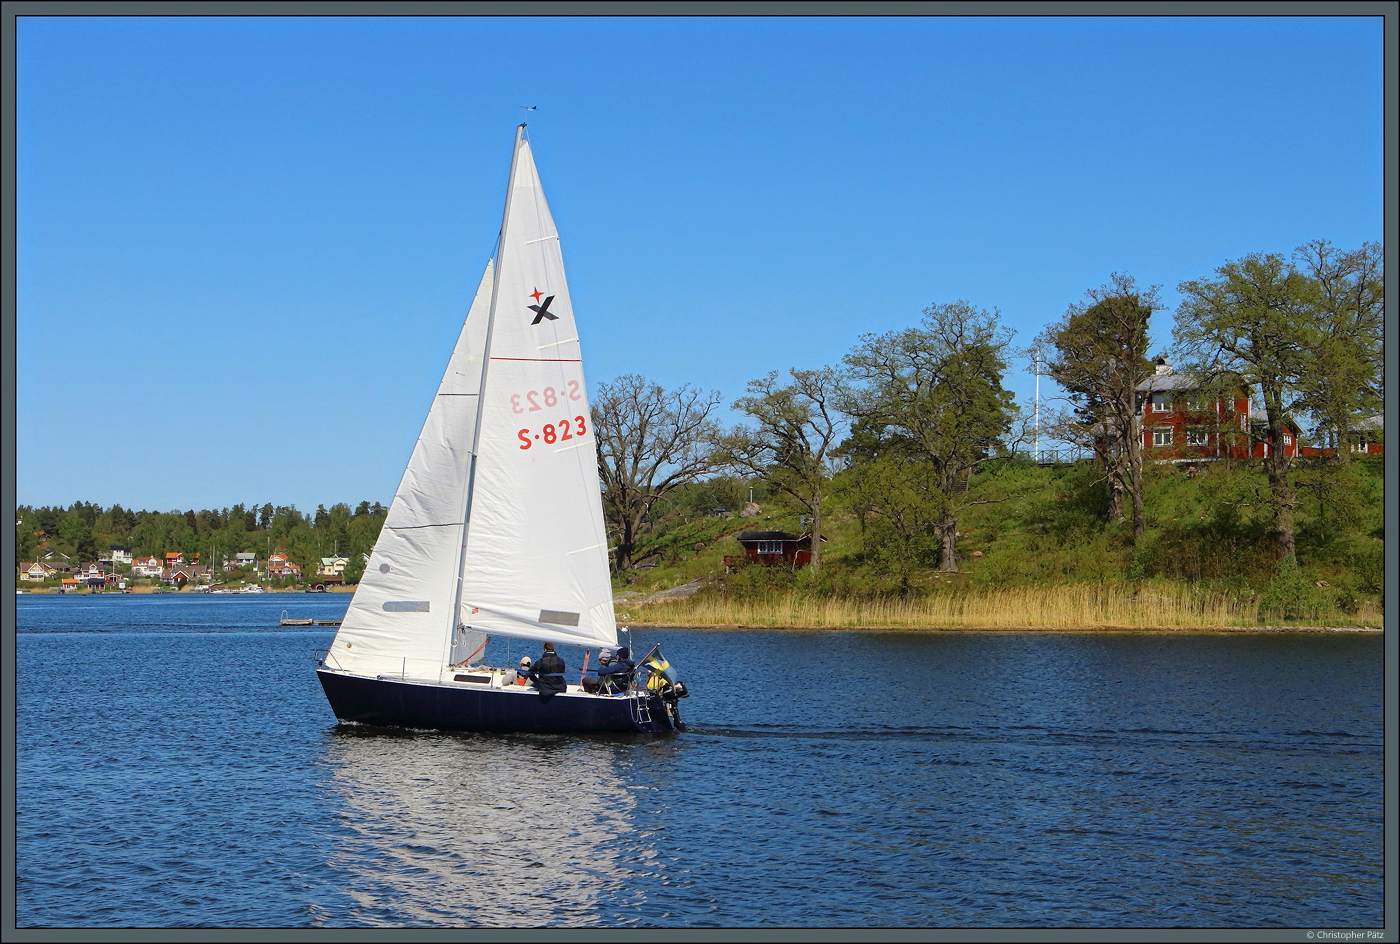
(620, 584), (1383, 632)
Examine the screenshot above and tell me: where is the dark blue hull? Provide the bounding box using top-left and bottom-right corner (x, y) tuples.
(317, 669), (678, 734)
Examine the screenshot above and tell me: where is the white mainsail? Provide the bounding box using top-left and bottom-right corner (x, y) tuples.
(326, 261), (494, 679)
(456, 127), (618, 651)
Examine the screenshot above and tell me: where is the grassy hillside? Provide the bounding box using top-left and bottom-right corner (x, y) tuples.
(614, 456), (1385, 629)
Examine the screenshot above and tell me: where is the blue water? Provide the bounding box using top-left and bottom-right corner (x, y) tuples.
(14, 594), (1385, 929)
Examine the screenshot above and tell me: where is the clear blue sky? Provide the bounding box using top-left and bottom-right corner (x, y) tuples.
(16, 14), (1384, 514)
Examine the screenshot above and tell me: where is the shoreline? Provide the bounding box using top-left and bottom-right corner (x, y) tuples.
(622, 622), (1384, 634)
(15, 586), (352, 595)
(17, 588), (1383, 634)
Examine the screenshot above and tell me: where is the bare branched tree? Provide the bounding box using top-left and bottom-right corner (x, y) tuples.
(592, 375), (722, 572)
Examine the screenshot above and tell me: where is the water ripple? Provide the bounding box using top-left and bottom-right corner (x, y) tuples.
(14, 598), (1385, 928)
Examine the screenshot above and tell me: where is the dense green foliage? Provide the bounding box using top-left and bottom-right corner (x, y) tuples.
(16, 456), (1382, 620)
(616, 454), (1384, 622)
(1174, 241), (1383, 563)
(841, 300), (1018, 573)
(15, 500), (388, 583)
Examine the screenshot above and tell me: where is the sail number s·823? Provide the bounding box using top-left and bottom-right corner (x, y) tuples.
(510, 382), (582, 414)
(519, 416), (587, 449)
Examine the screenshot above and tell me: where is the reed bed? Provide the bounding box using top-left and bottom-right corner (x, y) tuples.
(621, 584), (1383, 631)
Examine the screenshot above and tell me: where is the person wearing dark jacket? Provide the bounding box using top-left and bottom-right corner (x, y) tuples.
(527, 642), (567, 696)
(597, 646), (635, 694)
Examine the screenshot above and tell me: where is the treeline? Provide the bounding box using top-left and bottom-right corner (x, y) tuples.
(18, 240), (1383, 607)
(15, 501), (388, 582)
(594, 239), (1384, 598)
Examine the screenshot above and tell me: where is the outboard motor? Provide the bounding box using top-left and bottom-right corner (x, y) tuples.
(660, 678), (689, 729)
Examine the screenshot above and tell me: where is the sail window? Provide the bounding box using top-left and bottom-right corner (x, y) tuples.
(383, 601), (431, 612)
(539, 609), (580, 626)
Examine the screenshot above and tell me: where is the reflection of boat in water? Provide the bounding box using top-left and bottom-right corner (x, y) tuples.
(316, 126), (685, 735)
(319, 729), (647, 925)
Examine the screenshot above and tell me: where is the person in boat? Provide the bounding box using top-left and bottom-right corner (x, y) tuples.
(595, 648), (617, 693)
(516, 656), (532, 686)
(596, 646), (635, 694)
(526, 642), (567, 696)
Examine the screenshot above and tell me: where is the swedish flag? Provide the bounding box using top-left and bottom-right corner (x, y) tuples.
(642, 646), (677, 692)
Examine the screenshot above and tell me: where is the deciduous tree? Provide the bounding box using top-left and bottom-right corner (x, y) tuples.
(844, 301), (1016, 572)
(716, 367), (846, 572)
(1036, 274), (1158, 540)
(592, 375), (722, 572)
(833, 422), (942, 594)
(1290, 239), (1383, 461)
(1175, 252), (1312, 563)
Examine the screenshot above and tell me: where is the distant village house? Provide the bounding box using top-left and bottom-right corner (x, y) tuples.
(268, 552), (301, 578)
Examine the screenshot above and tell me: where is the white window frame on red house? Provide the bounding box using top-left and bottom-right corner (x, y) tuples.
(1186, 427), (1209, 446)
(755, 540), (783, 554)
(1152, 427), (1173, 447)
(1150, 392), (1171, 413)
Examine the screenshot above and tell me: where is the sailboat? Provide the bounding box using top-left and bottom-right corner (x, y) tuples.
(316, 125), (685, 734)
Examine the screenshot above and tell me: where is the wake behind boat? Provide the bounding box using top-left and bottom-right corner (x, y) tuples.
(316, 125), (686, 734)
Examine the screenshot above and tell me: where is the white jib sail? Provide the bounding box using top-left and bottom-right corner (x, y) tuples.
(325, 261), (494, 679)
(457, 128), (619, 651)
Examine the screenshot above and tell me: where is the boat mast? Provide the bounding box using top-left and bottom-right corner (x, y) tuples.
(447, 123), (528, 655)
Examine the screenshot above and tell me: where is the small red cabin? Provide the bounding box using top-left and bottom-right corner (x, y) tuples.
(724, 530), (812, 571)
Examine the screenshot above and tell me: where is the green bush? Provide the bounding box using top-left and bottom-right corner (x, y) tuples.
(1346, 540), (1385, 596)
(1257, 559), (1333, 623)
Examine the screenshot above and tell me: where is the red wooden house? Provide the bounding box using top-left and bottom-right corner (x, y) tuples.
(268, 551), (302, 578)
(1136, 360), (1381, 462)
(1136, 360), (1303, 462)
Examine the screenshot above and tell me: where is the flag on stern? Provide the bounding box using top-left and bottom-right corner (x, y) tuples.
(642, 646), (678, 692)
